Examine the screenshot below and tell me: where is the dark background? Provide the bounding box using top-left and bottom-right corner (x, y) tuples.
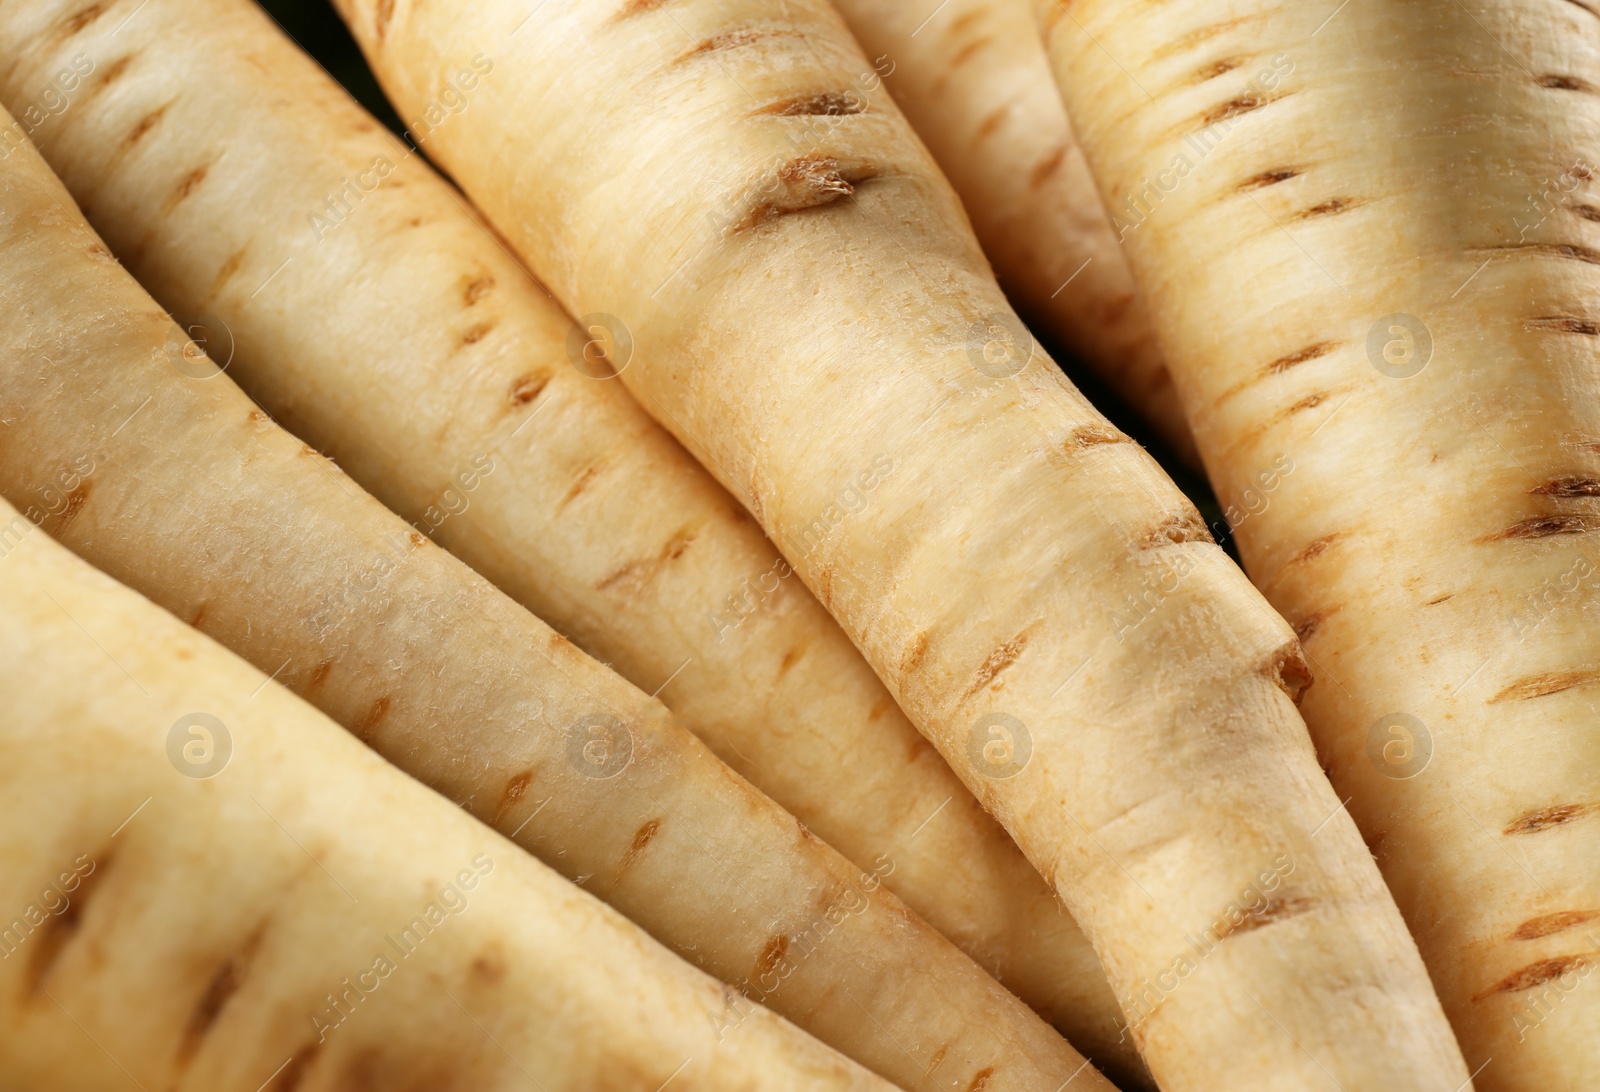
(255, 0), (1230, 553)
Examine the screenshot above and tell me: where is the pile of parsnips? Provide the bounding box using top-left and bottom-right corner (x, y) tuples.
(0, 0), (1591, 1088)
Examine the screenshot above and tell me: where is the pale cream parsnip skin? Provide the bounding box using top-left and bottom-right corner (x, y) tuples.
(1039, 1), (1600, 1088)
(0, 497), (885, 1092)
(335, 0), (1470, 1087)
(0, 1), (1138, 1076)
(829, 0), (1197, 466)
(0, 102), (1102, 1091)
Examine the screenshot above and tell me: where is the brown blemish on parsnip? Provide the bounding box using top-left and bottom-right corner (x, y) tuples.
(948, 8), (983, 34)
(1526, 315), (1600, 336)
(1267, 341), (1338, 375)
(684, 27), (801, 60)
(1286, 391), (1329, 415)
(125, 103), (170, 147)
(463, 274), (494, 305)
(617, 0), (672, 14)
(1504, 803), (1599, 834)
(1209, 337), (1337, 401)
(459, 321), (494, 346)
(1293, 606), (1338, 643)
(757, 92), (865, 117)
(1532, 475), (1600, 496)
(210, 246), (248, 298)
(777, 642), (806, 678)
(177, 922), (267, 1067)
(353, 695), (392, 740)
(1481, 241), (1600, 265)
(407, 531), (428, 548)
(1298, 197), (1362, 219)
(1030, 146), (1068, 190)
(164, 166), (209, 214)
(189, 602), (208, 627)
(732, 156), (876, 233)
(1473, 956), (1588, 1001)
(373, 0), (395, 41)
(815, 560), (834, 612)
(1512, 910), (1600, 940)
(1197, 90), (1290, 129)
(754, 933), (790, 980)
(1485, 515), (1589, 540)
(1573, 202), (1600, 222)
(1192, 57), (1241, 82)
(508, 371), (551, 408)
(471, 945), (508, 986)
(593, 529), (696, 592)
(561, 462), (606, 508)
(966, 1067), (996, 1091)
(494, 771), (533, 826)
(950, 33), (993, 69)
(1145, 509), (1213, 547)
(53, 480), (91, 532)
(57, 3), (104, 37)
(1221, 896), (1314, 938)
(1238, 167), (1300, 191)
(1537, 73), (1598, 92)
(1489, 669), (1600, 703)
(307, 659), (334, 690)
(1070, 424), (1132, 447)
(962, 635), (1027, 701)
(975, 105), (1007, 141)
(900, 630), (930, 681)
(663, 528), (694, 559)
(26, 850), (110, 994)
(1150, 16), (1259, 60)
(1426, 593), (1454, 605)
(1289, 533), (1343, 567)
(1267, 642), (1313, 703)
(616, 818), (662, 878)
(868, 696), (892, 722)
(94, 55), (134, 91)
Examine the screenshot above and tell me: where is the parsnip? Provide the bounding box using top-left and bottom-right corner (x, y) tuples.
(0, 497), (884, 1092)
(0, 0), (1140, 1078)
(1038, 2), (1600, 1088)
(334, 0), (1472, 1087)
(0, 99), (1104, 1092)
(828, 0), (1196, 466)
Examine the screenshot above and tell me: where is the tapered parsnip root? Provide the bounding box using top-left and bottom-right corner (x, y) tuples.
(334, 0), (1472, 1088)
(1039, 1), (1600, 1088)
(0, 102), (1104, 1092)
(0, 0), (1136, 1080)
(0, 497), (884, 1091)
(829, 0), (1196, 466)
